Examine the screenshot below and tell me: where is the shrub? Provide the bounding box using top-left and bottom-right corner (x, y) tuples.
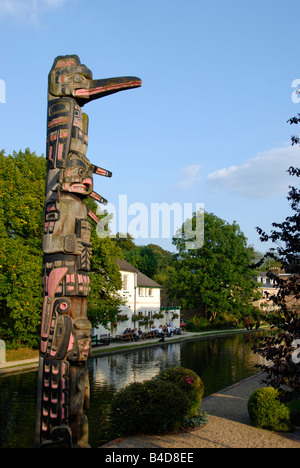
(247, 387), (294, 432)
(109, 379), (189, 438)
(287, 399), (300, 426)
(182, 409), (209, 429)
(187, 316), (211, 331)
(157, 367), (204, 417)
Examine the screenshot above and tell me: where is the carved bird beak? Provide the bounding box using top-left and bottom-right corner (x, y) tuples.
(74, 76), (142, 104)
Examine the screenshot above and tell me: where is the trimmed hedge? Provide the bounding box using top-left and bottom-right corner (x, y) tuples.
(109, 379), (189, 437)
(248, 387), (294, 432)
(157, 367), (205, 417)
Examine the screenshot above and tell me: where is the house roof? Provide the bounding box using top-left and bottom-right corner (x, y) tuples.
(137, 271), (162, 289)
(117, 259), (162, 288)
(117, 259), (139, 273)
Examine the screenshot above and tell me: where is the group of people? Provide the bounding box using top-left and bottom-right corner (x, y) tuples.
(123, 328), (143, 341)
(150, 324), (173, 336)
(152, 319), (176, 335)
(122, 319), (177, 341)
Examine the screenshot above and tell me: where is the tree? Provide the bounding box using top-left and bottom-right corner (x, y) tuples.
(146, 244), (176, 302)
(110, 232), (136, 253)
(168, 211), (260, 322)
(0, 149), (46, 347)
(252, 117), (300, 400)
(250, 250), (282, 274)
(124, 245), (159, 279)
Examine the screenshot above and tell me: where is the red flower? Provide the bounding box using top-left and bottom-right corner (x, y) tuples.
(184, 376), (194, 385)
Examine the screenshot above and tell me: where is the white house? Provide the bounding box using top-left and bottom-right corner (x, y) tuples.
(92, 259), (180, 338)
(253, 272), (280, 313)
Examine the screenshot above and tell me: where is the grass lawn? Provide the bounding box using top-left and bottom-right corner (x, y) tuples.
(6, 347), (39, 362)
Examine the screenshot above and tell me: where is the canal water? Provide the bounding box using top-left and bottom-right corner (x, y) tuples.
(0, 331), (269, 448)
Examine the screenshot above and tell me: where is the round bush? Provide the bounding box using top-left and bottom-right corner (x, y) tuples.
(247, 387), (294, 432)
(109, 379), (189, 437)
(157, 367), (204, 417)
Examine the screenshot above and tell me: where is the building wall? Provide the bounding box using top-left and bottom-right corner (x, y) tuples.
(92, 269), (180, 338)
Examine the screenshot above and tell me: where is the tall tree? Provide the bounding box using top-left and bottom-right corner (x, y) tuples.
(110, 232), (136, 253)
(124, 245), (159, 279)
(168, 211), (259, 321)
(0, 149), (46, 347)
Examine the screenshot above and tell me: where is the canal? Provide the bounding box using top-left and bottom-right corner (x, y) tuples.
(0, 331), (269, 448)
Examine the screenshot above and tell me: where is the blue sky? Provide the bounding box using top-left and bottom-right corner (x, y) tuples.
(1, 0), (299, 254)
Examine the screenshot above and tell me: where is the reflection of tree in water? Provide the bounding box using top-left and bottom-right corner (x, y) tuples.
(91, 344), (182, 391)
(180, 332), (273, 396)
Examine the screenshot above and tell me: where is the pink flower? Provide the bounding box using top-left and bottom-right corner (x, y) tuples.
(184, 376), (194, 385)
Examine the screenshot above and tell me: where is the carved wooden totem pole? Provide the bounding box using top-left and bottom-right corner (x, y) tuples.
(35, 55), (141, 448)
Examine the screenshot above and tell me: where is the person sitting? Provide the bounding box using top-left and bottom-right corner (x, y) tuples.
(133, 328), (140, 341)
(158, 325), (166, 342)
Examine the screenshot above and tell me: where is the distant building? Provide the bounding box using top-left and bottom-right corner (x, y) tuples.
(92, 259), (180, 338)
(253, 269), (299, 315)
(253, 272), (280, 313)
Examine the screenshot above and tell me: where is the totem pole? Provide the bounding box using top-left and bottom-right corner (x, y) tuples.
(35, 55), (141, 448)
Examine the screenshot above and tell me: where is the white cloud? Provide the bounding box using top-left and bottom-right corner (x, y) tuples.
(176, 164), (201, 189)
(0, 0), (67, 24)
(207, 146), (300, 199)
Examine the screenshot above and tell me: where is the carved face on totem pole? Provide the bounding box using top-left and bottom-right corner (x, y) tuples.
(35, 55), (141, 448)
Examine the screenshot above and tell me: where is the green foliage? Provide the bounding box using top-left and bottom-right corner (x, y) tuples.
(247, 388), (294, 432)
(110, 232), (136, 252)
(187, 314), (240, 332)
(182, 409), (209, 429)
(0, 149), (46, 347)
(109, 379), (189, 437)
(157, 367), (204, 417)
(0, 149), (46, 243)
(186, 316), (212, 331)
(287, 399), (300, 426)
(168, 212), (259, 321)
(125, 245), (159, 278)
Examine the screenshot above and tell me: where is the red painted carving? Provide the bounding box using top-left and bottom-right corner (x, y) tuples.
(35, 55), (141, 448)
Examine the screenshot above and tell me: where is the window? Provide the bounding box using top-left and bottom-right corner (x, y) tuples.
(148, 289), (153, 296)
(122, 274), (128, 291)
(138, 288), (145, 296)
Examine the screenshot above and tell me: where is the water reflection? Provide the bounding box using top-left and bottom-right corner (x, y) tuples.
(90, 344), (182, 389)
(0, 331), (270, 448)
